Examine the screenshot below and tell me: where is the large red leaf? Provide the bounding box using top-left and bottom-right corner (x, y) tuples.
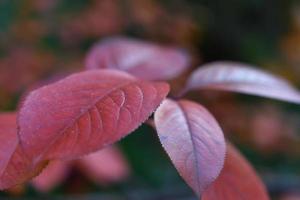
(185, 62), (300, 104)
(18, 69), (169, 163)
(202, 143), (270, 200)
(154, 99), (226, 197)
(85, 37), (190, 80)
(0, 113), (46, 190)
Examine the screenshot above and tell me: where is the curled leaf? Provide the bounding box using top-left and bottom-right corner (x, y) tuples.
(18, 70), (169, 163)
(202, 143), (270, 200)
(185, 62), (300, 104)
(154, 99), (226, 197)
(85, 37), (190, 80)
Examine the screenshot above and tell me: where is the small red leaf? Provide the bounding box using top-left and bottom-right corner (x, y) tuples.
(154, 99), (226, 197)
(0, 113), (46, 190)
(202, 143), (270, 200)
(77, 146), (130, 185)
(185, 62), (300, 104)
(18, 70), (169, 163)
(85, 37), (190, 80)
(31, 161), (69, 192)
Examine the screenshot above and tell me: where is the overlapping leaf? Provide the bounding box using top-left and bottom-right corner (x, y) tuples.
(31, 161), (69, 192)
(18, 70), (169, 164)
(76, 146), (130, 185)
(202, 143), (270, 200)
(85, 37), (190, 80)
(185, 62), (300, 104)
(31, 146), (130, 192)
(0, 113), (18, 178)
(154, 99), (226, 197)
(0, 113), (46, 190)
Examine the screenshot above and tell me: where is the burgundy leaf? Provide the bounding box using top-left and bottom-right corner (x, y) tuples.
(185, 62), (300, 104)
(85, 37), (190, 80)
(0, 113), (46, 190)
(18, 69), (169, 163)
(154, 99), (226, 197)
(202, 143), (270, 200)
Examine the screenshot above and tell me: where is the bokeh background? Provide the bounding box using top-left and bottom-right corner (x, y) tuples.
(1, 0), (300, 199)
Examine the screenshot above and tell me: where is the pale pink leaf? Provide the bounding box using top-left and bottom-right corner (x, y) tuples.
(185, 62), (300, 104)
(202, 143), (270, 200)
(0, 113), (46, 190)
(31, 161), (70, 192)
(85, 37), (190, 80)
(154, 99), (226, 197)
(18, 69), (169, 163)
(77, 146), (130, 185)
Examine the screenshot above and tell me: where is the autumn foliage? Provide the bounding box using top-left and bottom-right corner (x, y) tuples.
(1, 37), (300, 199)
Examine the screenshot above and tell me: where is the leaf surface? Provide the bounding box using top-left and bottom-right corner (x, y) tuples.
(154, 99), (226, 197)
(18, 69), (169, 162)
(185, 62), (300, 104)
(85, 37), (190, 80)
(202, 143), (270, 200)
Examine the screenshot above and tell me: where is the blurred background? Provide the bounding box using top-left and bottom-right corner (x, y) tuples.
(1, 0), (300, 199)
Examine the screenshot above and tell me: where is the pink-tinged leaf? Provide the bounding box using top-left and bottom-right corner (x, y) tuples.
(0, 113), (47, 190)
(0, 146), (47, 190)
(185, 62), (300, 104)
(154, 99), (226, 197)
(76, 146), (130, 185)
(6, 184), (26, 196)
(202, 144), (270, 200)
(280, 194), (300, 200)
(31, 161), (70, 192)
(18, 69), (169, 163)
(85, 37), (190, 80)
(0, 113), (18, 177)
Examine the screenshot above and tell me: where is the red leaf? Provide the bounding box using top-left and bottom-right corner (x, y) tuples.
(185, 62), (300, 104)
(154, 99), (226, 197)
(77, 146), (130, 185)
(0, 113), (46, 190)
(31, 161), (70, 192)
(18, 70), (169, 163)
(85, 37), (190, 80)
(202, 143), (270, 200)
